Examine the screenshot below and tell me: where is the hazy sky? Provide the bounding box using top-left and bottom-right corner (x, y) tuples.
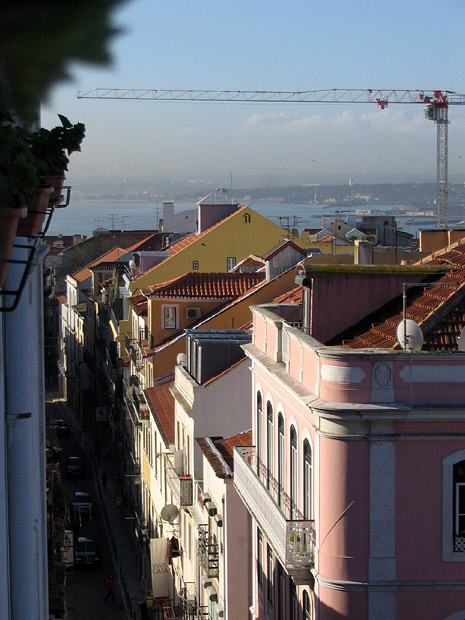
(41, 0), (465, 186)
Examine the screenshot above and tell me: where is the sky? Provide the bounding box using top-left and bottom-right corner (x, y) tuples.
(41, 0), (465, 187)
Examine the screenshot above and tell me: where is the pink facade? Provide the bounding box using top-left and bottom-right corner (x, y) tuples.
(234, 298), (465, 620)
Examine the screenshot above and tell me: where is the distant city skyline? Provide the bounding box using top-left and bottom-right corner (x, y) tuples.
(40, 0), (465, 185)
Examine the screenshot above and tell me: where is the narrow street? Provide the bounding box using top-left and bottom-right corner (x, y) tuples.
(46, 398), (141, 620)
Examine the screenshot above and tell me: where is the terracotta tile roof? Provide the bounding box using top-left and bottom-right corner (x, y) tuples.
(128, 293), (148, 316)
(197, 430), (252, 477)
(319, 234), (337, 243)
(147, 272), (265, 299)
(273, 286), (303, 304)
(167, 232), (197, 256)
(71, 237), (155, 282)
(218, 429), (253, 458)
(145, 381), (175, 445)
(345, 241), (465, 350)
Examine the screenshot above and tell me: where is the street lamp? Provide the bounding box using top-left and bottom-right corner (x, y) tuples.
(145, 591), (154, 608)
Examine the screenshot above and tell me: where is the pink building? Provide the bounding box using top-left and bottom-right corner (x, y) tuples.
(234, 243), (465, 620)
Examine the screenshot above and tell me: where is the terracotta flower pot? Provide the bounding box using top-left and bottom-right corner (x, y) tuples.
(17, 187), (54, 237)
(0, 206), (28, 287)
(41, 174), (66, 207)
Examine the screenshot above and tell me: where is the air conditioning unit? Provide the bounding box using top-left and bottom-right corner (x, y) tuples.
(186, 307), (201, 319)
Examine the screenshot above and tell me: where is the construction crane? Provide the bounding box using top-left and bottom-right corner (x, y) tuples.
(77, 88), (465, 228)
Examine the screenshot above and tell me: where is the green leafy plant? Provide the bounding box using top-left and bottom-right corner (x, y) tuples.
(0, 106), (40, 208)
(29, 114), (86, 176)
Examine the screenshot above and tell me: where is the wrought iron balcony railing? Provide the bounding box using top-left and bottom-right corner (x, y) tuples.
(198, 524), (219, 578)
(234, 446), (314, 579)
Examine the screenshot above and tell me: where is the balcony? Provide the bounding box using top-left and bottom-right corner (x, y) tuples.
(125, 334), (144, 368)
(198, 524), (219, 578)
(165, 454), (193, 507)
(234, 446), (314, 583)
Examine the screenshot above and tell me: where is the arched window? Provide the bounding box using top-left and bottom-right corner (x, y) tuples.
(303, 590), (312, 619)
(257, 392), (263, 475)
(290, 426), (298, 518)
(442, 450), (465, 561)
(267, 401), (274, 490)
(454, 460), (465, 546)
(303, 439), (313, 520)
(278, 414), (285, 508)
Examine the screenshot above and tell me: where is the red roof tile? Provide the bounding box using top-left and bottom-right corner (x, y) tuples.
(72, 237), (155, 282)
(273, 286), (303, 304)
(147, 272), (265, 299)
(345, 241), (465, 350)
(197, 430), (252, 477)
(145, 382), (175, 445)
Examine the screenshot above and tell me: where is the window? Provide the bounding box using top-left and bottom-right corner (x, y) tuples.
(303, 590), (312, 619)
(454, 460), (465, 547)
(304, 439), (313, 519)
(163, 305), (178, 329)
(244, 212), (251, 223)
(192, 260), (199, 270)
(266, 401), (274, 490)
(278, 414), (285, 508)
(266, 544), (273, 608)
(227, 257), (236, 271)
(257, 392), (263, 474)
(277, 563), (285, 619)
(257, 528), (264, 589)
(289, 578), (298, 620)
(442, 450), (465, 561)
(290, 426), (298, 518)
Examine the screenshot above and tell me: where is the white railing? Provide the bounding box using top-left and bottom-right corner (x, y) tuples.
(165, 456), (193, 507)
(234, 446), (314, 570)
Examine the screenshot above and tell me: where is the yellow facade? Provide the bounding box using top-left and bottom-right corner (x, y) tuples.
(147, 267), (298, 380)
(129, 206), (296, 293)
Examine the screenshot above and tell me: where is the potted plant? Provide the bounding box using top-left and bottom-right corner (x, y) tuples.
(0, 106), (39, 282)
(29, 114), (85, 205)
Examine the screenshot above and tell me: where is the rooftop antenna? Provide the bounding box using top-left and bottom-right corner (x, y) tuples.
(109, 213), (118, 230)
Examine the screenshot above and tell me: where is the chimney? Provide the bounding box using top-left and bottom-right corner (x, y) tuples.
(354, 240), (373, 265)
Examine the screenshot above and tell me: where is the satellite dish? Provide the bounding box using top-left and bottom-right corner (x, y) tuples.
(458, 328), (465, 352)
(161, 504), (179, 524)
(129, 259), (136, 271)
(396, 319), (423, 352)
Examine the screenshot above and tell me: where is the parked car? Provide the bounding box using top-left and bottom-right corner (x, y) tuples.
(72, 491), (93, 520)
(49, 418), (69, 437)
(65, 455), (86, 477)
(75, 537), (101, 567)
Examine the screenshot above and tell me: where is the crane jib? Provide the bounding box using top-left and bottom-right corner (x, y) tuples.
(76, 87), (465, 229)
(77, 88), (465, 106)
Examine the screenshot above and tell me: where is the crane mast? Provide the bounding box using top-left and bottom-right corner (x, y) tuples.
(78, 88), (465, 228)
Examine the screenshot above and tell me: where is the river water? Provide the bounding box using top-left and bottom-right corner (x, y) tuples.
(47, 199), (440, 239)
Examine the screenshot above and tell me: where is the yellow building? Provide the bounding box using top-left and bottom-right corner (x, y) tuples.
(129, 203), (298, 294)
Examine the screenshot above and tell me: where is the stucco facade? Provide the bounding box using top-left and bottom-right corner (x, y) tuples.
(236, 298), (465, 620)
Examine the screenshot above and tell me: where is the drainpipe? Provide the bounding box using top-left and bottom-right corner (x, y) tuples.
(4, 239), (49, 620)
